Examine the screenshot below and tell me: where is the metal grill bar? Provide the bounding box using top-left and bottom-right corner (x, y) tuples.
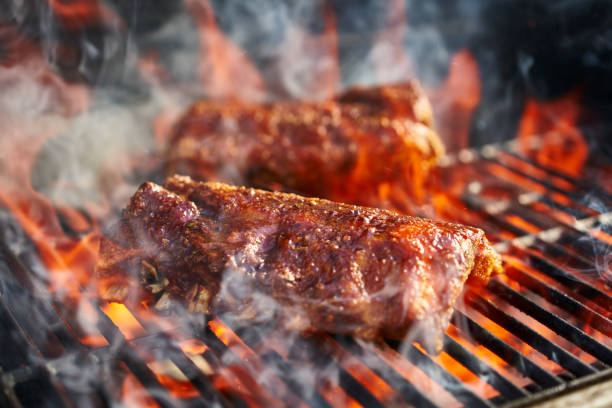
(212, 316), (340, 406)
(488, 279), (612, 366)
(522, 252), (612, 313)
(11, 366), (71, 408)
(335, 336), (440, 408)
(76, 305), (183, 408)
(138, 317), (260, 406)
(260, 350), (333, 408)
(0, 247), (85, 358)
(596, 222), (612, 237)
(468, 292), (597, 377)
(555, 230), (612, 265)
(0, 237), (204, 408)
(451, 311), (563, 388)
(131, 332), (232, 407)
(501, 151), (612, 204)
(0, 246), (97, 408)
(334, 367), (387, 408)
(402, 343), (494, 408)
(504, 266), (612, 339)
(486, 160), (585, 203)
(0, 300), (36, 372)
(463, 196), (530, 237)
(527, 238), (605, 276)
(535, 195), (590, 219)
(442, 335), (529, 400)
(485, 152), (611, 214)
(277, 334), (390, 408)
(119, 310), (238, 406)
(225, 316), (412, 408)
(491, 214), (609, 270)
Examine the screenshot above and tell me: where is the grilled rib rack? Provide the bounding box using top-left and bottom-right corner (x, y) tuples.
(1, 140), (611, 408)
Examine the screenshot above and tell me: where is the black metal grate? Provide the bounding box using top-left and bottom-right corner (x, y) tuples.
(1, 142), (611, 407)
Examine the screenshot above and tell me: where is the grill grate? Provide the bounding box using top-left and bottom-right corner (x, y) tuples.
(1, 143), (611, 407)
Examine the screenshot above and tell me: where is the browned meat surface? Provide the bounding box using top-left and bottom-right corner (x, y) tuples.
(97, 175), (501, 352)
(166, 81), (443, 212)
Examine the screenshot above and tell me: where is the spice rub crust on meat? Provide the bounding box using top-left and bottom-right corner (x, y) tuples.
(166, 81), (444, 211)
(97, 175), (501, 352)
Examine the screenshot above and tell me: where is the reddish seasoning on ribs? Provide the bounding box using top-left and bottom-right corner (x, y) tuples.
(98, 175), (501, 352)
(166, 81), (443, 212)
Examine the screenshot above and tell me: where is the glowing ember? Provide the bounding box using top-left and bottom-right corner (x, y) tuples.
(101, 302), (146, 340)
(121, 369), (160, 408)
(79, 335), (108, 348)
(496, 152), (575, 192)
(369, 342), (460, 407)
(324, 337), (397, 403)
(504, 214), (541, 234)
(208, 319), (260, 365)
(446, 324), (533, 390)
(212, 365), (283, 408)
(590, 228), (612, 247)
(148, 360), (200, 399)
(460, 302), (566, 375)
(437, 350), (499, 398)
(318, 381), (362, 408)
(178, 338), (209, 355)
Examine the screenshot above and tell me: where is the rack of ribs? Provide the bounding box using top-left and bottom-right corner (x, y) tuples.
(97, 175), (501, 352)
(166, 81), (444, 213)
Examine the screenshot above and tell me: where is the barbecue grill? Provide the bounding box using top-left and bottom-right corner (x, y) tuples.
(2, 1), (612, 407)
(1, 138), (611, 408)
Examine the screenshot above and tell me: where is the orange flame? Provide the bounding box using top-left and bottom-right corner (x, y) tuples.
(101, 302), (146, 340)
(446, 324), (533, 390)
(323, 336), (397, 404)
(0, 26), (94, 295)
(318, 381), (362, 408)
(429, 49), (482, 152)
(45, 0), (123, 31)
(146, 360), (201, 399)
(371, 342), (459, 407)
(517, 88), (588, 177)
(185, 0), (266, 101)
(155, 374), (200, 399)
(121, 369), (160, 408)
(319, 5), (340, 99)
(178, 338), (209, 355)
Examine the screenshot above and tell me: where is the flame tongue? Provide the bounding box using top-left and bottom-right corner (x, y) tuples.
(0, 25), (95, 294)
(429, 49), (482, 152)
(517, 88), (588, 177)
(45, 0), (123, 30)
(185, 0), (266, 102)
